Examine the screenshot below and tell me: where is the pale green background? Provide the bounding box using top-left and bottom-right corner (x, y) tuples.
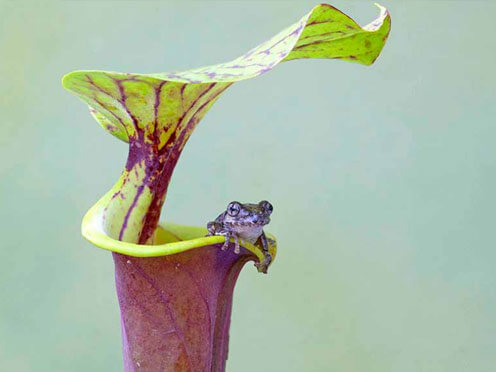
(1, 1), (495, 371)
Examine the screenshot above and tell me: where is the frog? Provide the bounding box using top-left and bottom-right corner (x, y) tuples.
(207, 200), (273, 273)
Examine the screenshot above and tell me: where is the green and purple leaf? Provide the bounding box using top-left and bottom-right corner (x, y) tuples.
(63, 3), (390, 248)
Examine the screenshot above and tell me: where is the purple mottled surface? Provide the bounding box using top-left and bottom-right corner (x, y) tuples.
(113, 244), (253, 372)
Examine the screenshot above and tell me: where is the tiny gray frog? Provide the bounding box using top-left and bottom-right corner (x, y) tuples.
(207, 200), (273, 273)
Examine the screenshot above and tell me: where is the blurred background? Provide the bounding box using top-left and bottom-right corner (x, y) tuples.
(1, 1), (495, 371)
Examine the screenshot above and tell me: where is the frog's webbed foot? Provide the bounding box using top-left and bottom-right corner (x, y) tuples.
(255, 254), (272, 274)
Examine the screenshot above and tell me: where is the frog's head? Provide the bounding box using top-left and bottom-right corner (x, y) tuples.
(224, 200), (273, 227)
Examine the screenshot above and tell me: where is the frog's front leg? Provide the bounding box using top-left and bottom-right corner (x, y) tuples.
(233, 234), (240, 254)
(220, 232), (231, 251)
(207, 221), (233, 252)
(219, 231), (241, 253)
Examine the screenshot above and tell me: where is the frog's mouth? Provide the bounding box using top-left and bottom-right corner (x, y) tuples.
(226, 219), (270, 227)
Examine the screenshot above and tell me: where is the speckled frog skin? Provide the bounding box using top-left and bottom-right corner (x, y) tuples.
(207, 201), (273, 273)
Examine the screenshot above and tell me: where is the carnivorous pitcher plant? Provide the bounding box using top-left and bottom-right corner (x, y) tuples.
(62, 4), (391, 371)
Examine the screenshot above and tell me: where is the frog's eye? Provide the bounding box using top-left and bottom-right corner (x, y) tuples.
(259, 200), (273, 214)
(227, 202), (241, 216)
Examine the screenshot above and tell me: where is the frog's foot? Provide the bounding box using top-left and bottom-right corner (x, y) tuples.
(220, 232), (231, 251)
(206, 221), (219, 237)
(233, 235), (240, 254)
(255, 253), (272, 274)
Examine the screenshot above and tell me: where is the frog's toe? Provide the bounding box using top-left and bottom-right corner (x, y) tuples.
(233, 237), (240, 254)
(254, 262), (268, 274)
(255, 254), (272, 274)
(221, 236), (230, 251)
